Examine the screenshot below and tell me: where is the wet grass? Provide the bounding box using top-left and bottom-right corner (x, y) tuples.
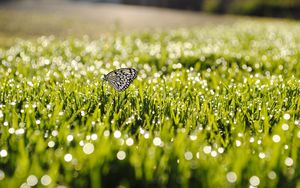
(0, 21), (300, 187)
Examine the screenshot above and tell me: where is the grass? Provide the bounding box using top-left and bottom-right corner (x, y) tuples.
(0, 21), (300, 188)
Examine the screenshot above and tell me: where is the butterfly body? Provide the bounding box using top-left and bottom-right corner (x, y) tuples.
(103, 68), (138, 91)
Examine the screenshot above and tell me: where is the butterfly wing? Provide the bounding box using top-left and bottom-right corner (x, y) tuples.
(104, 68), (137, 91)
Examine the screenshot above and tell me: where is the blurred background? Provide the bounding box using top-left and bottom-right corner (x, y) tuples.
(76, 0), (300, 18)
(1, 0), (299, 18)
(0, 0), (299, 47)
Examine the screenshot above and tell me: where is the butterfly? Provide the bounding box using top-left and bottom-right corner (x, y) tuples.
(103, 68), (138, 91)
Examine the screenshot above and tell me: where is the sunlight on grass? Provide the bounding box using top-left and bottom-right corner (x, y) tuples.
(0, 21), (300, 187)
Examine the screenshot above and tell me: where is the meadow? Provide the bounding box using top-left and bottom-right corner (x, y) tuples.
(0, 21), (300, 187)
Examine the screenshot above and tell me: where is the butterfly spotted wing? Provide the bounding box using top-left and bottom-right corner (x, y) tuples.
(103, 68), (138, 91)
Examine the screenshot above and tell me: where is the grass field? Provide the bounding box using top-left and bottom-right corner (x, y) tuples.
(0, 18), (300, 187)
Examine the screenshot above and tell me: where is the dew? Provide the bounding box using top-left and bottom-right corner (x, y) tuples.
(281, 124), (289, 131)
(27, 175), (38, 186)
(284, 144), (289, 150)
(249, 137), (255, 143)
(226, 171), (237, 183)
(114, 130), (121, 138)
(80, 110), (85, 116)
(8, 128), (15, 134)
(41, 175), (52, 186)
(139, 128), (145, 134)
(153, 137), (162, 146)
(258, 152), (265, 159)
(211, 150), (217, 157)
(67, 135), (74, 142)
(83, 143), (94, 155)
(64, 153), (72, 162)
(36, 120), (41, 125)
(203, 146), (212, 154)
(52, 130), (58, 137)
(235, 140), (242, 147)
(284, 157), (293, 166)
(144, 132), (150, 139)
(295, 120), (300, 126)
(15, 128), (25, 135)
(268, 171), (277, 180)
(196, 152), (200, 159)
(91, 134), (98, 141)
(189, 135), (197, 141)
(59, 111), (64, 116)
(79, 140), (85, 146)
(272, 135), (281, 143)
(257, 139), (262, 145)
(117, 151), (126, 160)
(283, 113), (290, 120)
(0, 149), (8, 157)
(3, 122), (8, 126)
(0, 170), (5, 181)
(46, 104), (51, 110)
(48, 141), (55, 148)
(103, 130), (110, 137)
(20, 183), (30, 188)
(218, 147), (224, 153)
(249, 176), (260, 186)
(184, 151), (193, 160)
(125, 138), (134, 146)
